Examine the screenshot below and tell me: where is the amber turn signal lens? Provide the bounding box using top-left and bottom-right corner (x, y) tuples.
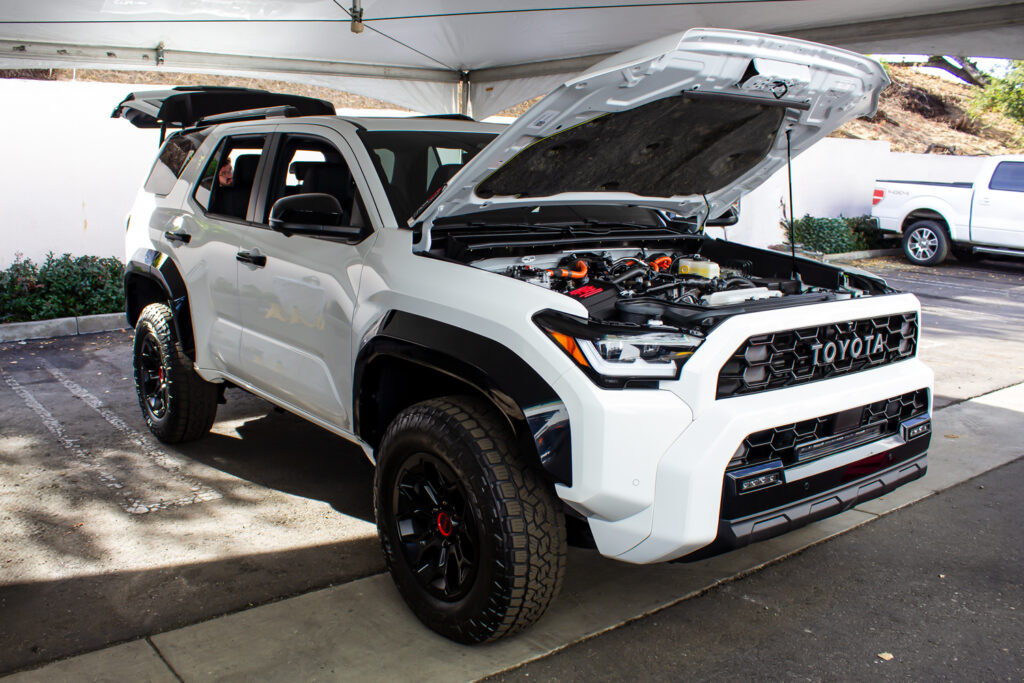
(549, 331), (589, 367)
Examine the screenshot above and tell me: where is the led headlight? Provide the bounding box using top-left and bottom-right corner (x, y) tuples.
(534, 310), (703, 384)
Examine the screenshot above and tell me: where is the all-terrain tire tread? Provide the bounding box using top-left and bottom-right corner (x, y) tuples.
(134, 303), (218, 443)
(375, 395), (567, 643)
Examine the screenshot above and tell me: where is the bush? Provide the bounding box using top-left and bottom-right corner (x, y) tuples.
(784, 214), (888, 254)
(0, 253), (125, 323)
(971, 60), (1024, 124)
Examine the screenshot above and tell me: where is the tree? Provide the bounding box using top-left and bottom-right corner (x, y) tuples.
(971, 61), (1024, 124)
(899, 56), (990, 87)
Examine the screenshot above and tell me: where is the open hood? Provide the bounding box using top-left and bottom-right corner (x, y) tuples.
(112, 86), (335, 129)
(413, 28), (887, 248)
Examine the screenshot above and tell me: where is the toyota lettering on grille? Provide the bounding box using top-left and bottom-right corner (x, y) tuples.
(810, 331), (887, 366)
(716, 312), (919, 399)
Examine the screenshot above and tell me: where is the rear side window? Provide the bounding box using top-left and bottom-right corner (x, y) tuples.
(989, 161), (1024, 192)
(144, 130), (209, 196)
(193, 135), (267, 220)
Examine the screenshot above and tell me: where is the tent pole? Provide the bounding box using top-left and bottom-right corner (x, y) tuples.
(459, 71), (470, 117)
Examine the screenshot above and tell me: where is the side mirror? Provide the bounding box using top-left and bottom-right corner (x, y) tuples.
(269, 193), (362, 238)
(705, 205), (739, 227)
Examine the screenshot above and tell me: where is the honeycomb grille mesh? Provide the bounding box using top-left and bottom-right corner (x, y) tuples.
(729, 388), (929, 471)
(717, 313), (918, 399)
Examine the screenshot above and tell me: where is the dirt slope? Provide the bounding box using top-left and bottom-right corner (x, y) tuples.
(834, 65), (1023, 155)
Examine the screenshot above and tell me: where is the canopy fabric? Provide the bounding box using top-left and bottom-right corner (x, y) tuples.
(1, 1), (1022, 118)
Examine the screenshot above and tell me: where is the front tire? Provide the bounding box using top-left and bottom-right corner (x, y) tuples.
(374, 396), (567, 643)
(132, 302), (218, 443)
(902, 220), (949, 266)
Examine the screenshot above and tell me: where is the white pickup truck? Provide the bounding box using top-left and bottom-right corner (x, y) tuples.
(871, 155), (1024, 265)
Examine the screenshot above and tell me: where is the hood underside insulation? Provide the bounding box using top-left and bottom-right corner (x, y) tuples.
(476, 95), (786, 200)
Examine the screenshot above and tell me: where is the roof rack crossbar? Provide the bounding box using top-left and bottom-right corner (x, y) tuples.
(197, 105), (303, 127)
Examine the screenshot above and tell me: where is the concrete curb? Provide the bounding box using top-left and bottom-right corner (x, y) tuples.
(822, 247), (901, 262)
(769, 246), (901, 262)
(0, 313), (127, 343)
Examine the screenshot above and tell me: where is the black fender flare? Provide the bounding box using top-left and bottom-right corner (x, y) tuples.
(354, 311), (572, 485)
(124, 248), (195, 357)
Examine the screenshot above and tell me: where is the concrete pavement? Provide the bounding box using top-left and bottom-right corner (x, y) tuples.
(5, 381), (1021, 682)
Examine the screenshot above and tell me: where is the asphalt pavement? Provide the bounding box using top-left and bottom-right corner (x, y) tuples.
(493, 457), (1024, 682)
(0, 254), (1022, 679)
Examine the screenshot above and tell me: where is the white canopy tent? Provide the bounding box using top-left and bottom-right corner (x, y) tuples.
(1, 1), (1022, 118)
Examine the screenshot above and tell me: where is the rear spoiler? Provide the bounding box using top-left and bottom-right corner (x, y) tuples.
(112, 86), (336, 141)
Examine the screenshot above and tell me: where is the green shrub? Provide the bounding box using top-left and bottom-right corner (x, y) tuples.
(784, 214), (888, 254)
(971, 60), (1024, 124)
(0, 253), (125, 324)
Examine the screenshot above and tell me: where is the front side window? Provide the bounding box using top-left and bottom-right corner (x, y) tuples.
(989, 161), (1024, 193)
(262, 135), (370, 234)
(144, 129), (209, 195)
(193, 134), (267, 220)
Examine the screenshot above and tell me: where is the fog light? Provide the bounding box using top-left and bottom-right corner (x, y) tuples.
(901, 416), (931, 441)
(738, 471), (782, 493)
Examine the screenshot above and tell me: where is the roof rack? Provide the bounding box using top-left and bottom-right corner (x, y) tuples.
(197, 105), (306, 127)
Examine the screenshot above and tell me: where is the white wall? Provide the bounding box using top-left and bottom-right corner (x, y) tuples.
(0, 80), (415, 269)
(716, 138), (891, 247)
(874, 151), (984, 183)
(0, 79), (161, 268)
(0, 79), (994, 268)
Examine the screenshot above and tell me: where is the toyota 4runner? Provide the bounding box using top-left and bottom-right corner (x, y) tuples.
(116, 28), (933, 643)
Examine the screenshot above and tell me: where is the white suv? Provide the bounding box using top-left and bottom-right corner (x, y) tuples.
(117, 28), (933, 643)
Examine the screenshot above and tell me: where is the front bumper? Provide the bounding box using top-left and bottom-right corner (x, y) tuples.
(678, 445), (927, 562)
(555, 357), (932, 564)
(552, 294), (932, 564)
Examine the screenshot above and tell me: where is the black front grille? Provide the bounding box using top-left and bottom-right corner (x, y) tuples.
(717, 313), (918, 399)
(728, 388), (929, 471)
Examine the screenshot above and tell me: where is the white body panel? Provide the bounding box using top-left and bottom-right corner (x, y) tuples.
(872, 155), (1024, 250)
(415, 28), (888, 240)
(124, 30), (931, 565)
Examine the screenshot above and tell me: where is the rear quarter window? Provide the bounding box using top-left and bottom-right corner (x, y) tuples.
(144, 130), (210, 196)
(989, 161), (1024, 193)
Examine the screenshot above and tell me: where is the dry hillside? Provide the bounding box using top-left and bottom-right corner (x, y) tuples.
(834, 65), (1023, 154)
(3, 64), (1022, 153)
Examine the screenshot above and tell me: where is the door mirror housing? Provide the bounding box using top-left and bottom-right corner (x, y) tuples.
(269, 193), (362, 238)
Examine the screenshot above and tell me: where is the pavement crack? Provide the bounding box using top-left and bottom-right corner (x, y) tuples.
(147, 637), (186, 683)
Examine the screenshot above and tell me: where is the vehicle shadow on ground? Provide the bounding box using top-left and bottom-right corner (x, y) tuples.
(0, 537), (384, 676)
(176, 397), (376, 524)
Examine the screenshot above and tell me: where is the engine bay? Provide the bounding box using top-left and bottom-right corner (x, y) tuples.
(424, 209), (893, 332)
(474, 243), (890, 330)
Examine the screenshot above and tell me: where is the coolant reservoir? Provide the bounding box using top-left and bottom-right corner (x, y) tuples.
(702, 287), (783, 307)
(675, 258), (720, 279)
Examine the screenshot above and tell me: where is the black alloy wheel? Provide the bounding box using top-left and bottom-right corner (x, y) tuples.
(132, 302), (219, 443)
(136, 333), (170, 421)
(392, 452), (479, 602)
(374, 395), (567, 644)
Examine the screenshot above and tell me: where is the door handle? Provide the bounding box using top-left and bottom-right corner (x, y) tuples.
(236, 250), (267, 267)
(164, 230), (192, 245)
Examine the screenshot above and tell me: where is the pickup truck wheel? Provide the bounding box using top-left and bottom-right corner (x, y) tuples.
(902, 220), (949, 265)
(374, 396), (567, 643)
(132, 303), (218, 443)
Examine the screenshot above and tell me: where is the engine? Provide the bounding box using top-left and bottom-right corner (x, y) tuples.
(498, 249), (844, 329)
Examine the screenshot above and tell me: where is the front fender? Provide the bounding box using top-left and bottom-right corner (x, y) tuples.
(354, 311), (572, 485)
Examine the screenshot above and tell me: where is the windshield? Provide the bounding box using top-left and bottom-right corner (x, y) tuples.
(358, 130), (497, 225)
